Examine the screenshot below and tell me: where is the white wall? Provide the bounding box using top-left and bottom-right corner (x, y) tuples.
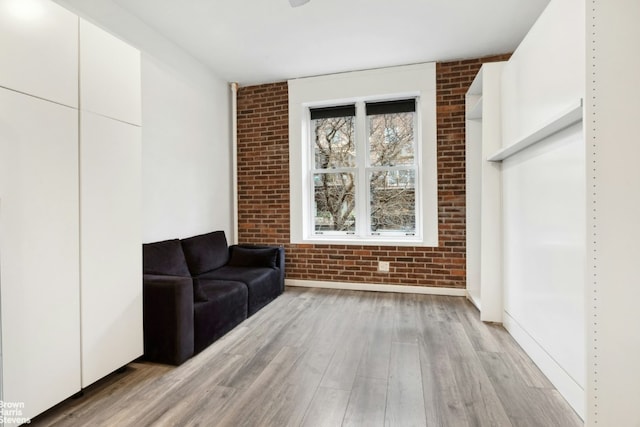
(499, 0), (585, 417)
(141, 55), (231, 242)
(54, 0), (233, 242)
(586, 1), (640, 425)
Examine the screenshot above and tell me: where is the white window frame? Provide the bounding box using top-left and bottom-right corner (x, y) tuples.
(309, 101), (420, 239)
(289, 63), (438, 247)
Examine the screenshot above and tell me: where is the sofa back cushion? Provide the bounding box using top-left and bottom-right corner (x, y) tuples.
(143, 239), (191, 276)
(181, 231), (229, 275)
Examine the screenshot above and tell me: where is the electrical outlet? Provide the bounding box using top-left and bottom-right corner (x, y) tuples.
(378, 261), (390, 272)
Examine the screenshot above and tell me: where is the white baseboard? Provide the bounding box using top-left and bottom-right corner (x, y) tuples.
(285, 279), (467, 296)
(503, 310), (584, 419)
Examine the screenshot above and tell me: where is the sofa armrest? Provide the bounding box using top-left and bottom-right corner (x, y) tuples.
(142, 274), (194, 365)
(230, 244), (285, 293)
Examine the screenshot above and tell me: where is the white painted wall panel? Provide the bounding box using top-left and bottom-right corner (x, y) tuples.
(465, 118), (481, 307)
(0, 87), (81, 418)
(80, 111), (142, 387)
(0, 0), (78, 107)
(502, 123), (585, 415)
(80, 18), (141, 125)
(501, 0), (584, 146)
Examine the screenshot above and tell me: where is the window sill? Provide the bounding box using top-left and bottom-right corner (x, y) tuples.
(295, 236), (437, 247)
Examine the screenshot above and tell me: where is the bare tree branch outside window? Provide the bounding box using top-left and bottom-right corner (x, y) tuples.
(368, 112), (416, 233)
(314, 116), (356, 231)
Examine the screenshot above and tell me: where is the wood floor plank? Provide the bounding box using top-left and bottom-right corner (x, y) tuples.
(214, 345), (306, 426)
(426, 294), (461, 323)
(150, 385), (237, 427)
(356, 293), (394, 380)
(220, 288), (321, 359)
(121, 354), (246, 426)
(318, 329), (367, 391)
(453, 297), (502, 353)
(342, 376), (387, 427)
(215, 293), (328, 391)
(478, 351), (582, 427)
(258, 347), (340, 427)
(391, 292), (419, 343)
(29, 365), (154, 426)
(35, 363), (175, 427)
(418, 321), (471, 427)
(541, 390), (584, 427)
(300, 387), (350, 427)
(443, 321), (514, 427)
(486, 323), (554, 389)
(385, 341), (427, 427)
(30, 288), (582, 427)
(318, 292), (370, 391)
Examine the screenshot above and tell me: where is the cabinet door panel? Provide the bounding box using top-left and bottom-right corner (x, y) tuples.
(0, 0), (78, 107)
(0, 87), (81, 418)
(80, 19), (141, 125)
(80, 112), (142, 387)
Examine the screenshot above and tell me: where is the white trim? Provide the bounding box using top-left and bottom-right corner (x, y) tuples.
(230, 82), (239, 245)
(503, 310), (584, 419)
(286, 279), (466, 296)
(487, 99), (583, 162)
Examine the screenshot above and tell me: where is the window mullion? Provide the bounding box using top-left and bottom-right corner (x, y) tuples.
(355, 101), (368, 238)
(308, 118), (316, 236)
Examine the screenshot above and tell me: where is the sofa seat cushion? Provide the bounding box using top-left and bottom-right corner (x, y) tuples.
(193, 280), (247, 354)
(181, 231), (229, 276)
(143, 239), (191, 276)
(200, 266), (281, 316)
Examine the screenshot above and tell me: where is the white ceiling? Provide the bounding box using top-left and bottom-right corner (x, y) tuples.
(110, 0), (549, 85)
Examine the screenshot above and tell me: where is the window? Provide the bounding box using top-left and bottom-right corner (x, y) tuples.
(311, 105), (357, 233)
(289, 63), (438, 246)
(310, 100), (418, 238)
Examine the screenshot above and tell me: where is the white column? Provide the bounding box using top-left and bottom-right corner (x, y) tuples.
(586, 0), (640, 424)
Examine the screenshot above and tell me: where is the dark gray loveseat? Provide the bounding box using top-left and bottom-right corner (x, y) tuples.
(142, 231), (284, 365)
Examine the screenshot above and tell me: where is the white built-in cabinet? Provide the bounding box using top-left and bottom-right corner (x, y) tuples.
(79, 19), (142, 126)
(78, 18), (142, 388)
(0, 0), (141, 419)
(464, 62), (505, 323)
(80, 112), (142, 387)
(0, 0), (78, 107)
(0, 87), (81, 420)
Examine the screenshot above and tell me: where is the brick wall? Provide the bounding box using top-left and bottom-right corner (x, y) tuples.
(236, 54), (510, 288)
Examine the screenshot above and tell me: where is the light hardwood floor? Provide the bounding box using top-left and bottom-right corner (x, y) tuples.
(32, 287), (582, 427)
